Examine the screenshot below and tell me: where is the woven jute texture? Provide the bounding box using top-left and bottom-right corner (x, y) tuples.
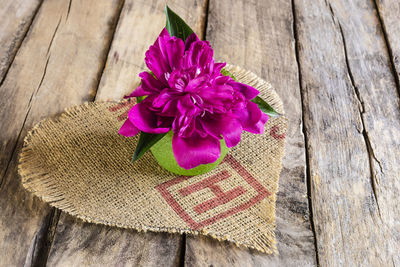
(18, 65), (287, 254)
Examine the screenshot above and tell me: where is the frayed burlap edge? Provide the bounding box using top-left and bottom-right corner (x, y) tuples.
(18, 65), (286, 254)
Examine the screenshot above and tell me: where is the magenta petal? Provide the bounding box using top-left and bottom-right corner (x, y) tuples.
(200, 115), (223, 138)
(235, 101), (263, 134)
(222, 118), (242, 147)
(145, 46), (169, 80)
(198, 84), (234, 104)
(119, 119), (140, 137)
(161, 98), (178, 116)
(211, 62), (227, 77)
(201, 115), (242, 147)
(129, 85), (148, 97)
(165, 38), (185, 70)
(152, 89), (172, 108)
(184, 41), (214, 69)
(145, 30), (173, 80)
(229, 81), (259, 100)
(129, 103), (170, 134)
(184, 32), (200, 50)
(159, 28), (170, 38)
(172, 133), (221, 169)
(130, 72), (164, 97)
(185, 75), (208, 93)
(177, 94), (199, 116)
(145, 31), (186, 82)
(247, 112), (269, 134)
(140, 72), (165, 91)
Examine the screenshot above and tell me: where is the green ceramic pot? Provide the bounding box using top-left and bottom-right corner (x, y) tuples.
(150, 131), (229, 176)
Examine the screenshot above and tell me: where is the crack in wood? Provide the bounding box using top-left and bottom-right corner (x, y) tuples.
(372, 0), (400, 100)
(35, 56), (50, 97)
(46, 16), (62, 56)
(24, 209), (61, 267)
(0, 0), (135, 265)
(0, 0), (44, 88)
(178, 233), (186, 267)
(1, 37), (52, 190)
(0, 80), (36, 191)
(43, 1), (208, 265)
(20, 1), (127, 265)
(0, 1), (48, 190)
(90, 0), (125, 101)
(40, 0), (126, 263)
(291, 0), (320, 266)
(201, 0), (210, 41)
(337, 212), (349, 267)
(334, 9), (383, 219)
(66, 0), (73, 21)
(25, 234), (38, 267)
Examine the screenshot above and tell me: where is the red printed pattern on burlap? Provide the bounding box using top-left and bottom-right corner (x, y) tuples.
(156, 154), (270, 230)
(270, 125), (286, 140)
(108, 99), (136, 121)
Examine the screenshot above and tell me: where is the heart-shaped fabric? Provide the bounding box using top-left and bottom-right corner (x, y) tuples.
(19, 65), (287, 254)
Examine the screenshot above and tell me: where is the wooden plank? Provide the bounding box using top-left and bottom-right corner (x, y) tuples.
(0, 0), (41, 83)
(294, 0), (400, 265)
(184, 0), (317, 266)
(0, 0), (123, 265)
(46, 214), (183, 267)
(0, 0), (41, 179)
(374, 0), (400, 90)
(46, 1), (207, 266)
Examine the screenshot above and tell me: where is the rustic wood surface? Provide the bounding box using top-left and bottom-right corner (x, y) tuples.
(47, 1), (207, 266)
(0, 0), (41, 83)
(295, 0), (400, 265)
(0, 0), (399, 266)
(0, 0), (123, 265)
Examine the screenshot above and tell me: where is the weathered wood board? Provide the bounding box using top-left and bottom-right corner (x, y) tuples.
(0, 0), (123, 265)
(295, 0), (400, 265)
(375, 0), (400, 90)
(46, 213), (183, 267)
(0, 0), (41, 83)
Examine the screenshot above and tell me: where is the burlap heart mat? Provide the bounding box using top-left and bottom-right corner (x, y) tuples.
(18, 66), (287, 254)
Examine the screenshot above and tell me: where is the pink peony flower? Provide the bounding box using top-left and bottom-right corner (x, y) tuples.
(119, 29), (268, 169)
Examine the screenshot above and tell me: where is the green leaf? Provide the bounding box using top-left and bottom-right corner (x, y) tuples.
(131, 132), (167, 163)
(220, 68), (237, 81)
(165, 5), (194, 41)
(251, 96), (280, 117)
(136, 96), (146, 103)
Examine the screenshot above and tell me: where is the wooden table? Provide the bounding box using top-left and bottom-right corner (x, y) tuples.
(1, 0), (399, 266)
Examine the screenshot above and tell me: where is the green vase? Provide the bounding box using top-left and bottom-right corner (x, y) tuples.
(150, 131), (229, 176)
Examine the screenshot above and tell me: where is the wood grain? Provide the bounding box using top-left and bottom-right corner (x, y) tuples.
(46, 1), (207, 266)
(184, 0), (317, 266)
(374, 0), (400, 91)
(0, 0), (41, 83)
(47, 213), (182, 267)
(295, 0), (400, 265)
(0, 0), (123, 265)
(0, 0), (41, 182)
